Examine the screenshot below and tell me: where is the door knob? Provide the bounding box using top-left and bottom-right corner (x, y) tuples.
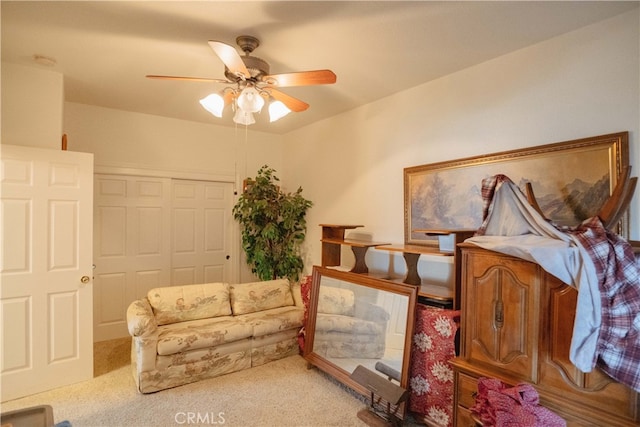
(80, 275), (91, 284)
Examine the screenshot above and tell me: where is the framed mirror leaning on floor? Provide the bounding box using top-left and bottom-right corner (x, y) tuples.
(303, 266), (418, 415)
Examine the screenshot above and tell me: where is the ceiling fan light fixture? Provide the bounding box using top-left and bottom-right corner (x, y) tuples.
(236, 86), (264, 113)
(233, 108), (255, 125)
(268, 100), (291, 122)
(149, 36), (336, 127)
(199, 93), (225, 117)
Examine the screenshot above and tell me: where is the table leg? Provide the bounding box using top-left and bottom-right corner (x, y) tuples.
(403, 252), (421, 285)
(350, 246), (369, 274)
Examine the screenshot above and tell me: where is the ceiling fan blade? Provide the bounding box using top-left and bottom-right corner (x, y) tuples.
(263, 70), (336, 87)
(268, 89), (309, 112)
(146, 75), (229, 83)
(208, 40), (249, 78)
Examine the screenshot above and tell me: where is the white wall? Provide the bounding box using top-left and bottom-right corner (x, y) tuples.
(64, 102), (283, 185)
(284, 8), (640, 280)
(1, 63), (64, 149)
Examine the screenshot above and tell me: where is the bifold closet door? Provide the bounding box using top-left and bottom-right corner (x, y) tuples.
(93, 175), (234, 341)
(93, 175), (171, 341)
(171, 179), (234, 286)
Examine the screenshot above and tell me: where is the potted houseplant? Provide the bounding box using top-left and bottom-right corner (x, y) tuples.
(233, 165), (313, 281)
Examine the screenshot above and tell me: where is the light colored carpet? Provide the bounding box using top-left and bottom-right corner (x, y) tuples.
(2, 338), (372, 427)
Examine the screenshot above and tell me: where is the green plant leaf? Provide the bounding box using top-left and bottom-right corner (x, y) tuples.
(233, 165), (312, 282)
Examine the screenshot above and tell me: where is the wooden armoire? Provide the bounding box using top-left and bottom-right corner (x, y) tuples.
(451, 244), (640, 427)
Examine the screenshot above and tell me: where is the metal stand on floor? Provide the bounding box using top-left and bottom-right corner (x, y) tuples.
(350, 365), (409, 427)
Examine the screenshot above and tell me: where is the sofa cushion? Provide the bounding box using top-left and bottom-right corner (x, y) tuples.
(230, 279), (294, 315)
(237, 306), (304, 337)
(148, 282), (231, 326)
(317, 286), (355, 316)
(156, 338), (251, 370)
(315, 313), (384, 335)
(313, 331), (385, 358)
(156, 316), (253, 356)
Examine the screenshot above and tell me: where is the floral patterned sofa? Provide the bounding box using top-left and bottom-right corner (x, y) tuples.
(312, 285), (389, 358)
(126, 279), (304, 393)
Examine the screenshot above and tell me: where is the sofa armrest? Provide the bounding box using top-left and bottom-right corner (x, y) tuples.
(355, 301), (390, 323)
(291, 282), (304, 308)
(127, 298), (158, 337)
(127, 299), (158, 377)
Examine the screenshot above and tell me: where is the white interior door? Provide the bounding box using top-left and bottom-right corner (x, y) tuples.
(1, 145), (94, 402)
(171, 179), (234, 285)
(378, 292), (409, 351)
(93, 175), (171, 342)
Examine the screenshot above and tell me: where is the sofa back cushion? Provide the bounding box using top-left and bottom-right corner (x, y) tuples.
(147, 282), (231, 325)
(318, 286), (355, 316)
(230, 279), (294, 315)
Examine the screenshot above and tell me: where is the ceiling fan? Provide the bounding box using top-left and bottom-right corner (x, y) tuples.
(147, 35), (337, 125)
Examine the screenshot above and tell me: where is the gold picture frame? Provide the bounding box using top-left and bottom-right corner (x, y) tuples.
(404, 132), (629, 245)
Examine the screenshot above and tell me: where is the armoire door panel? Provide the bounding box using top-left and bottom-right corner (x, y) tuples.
(540, 272), (637, 420)
(465, 251), (537, 383)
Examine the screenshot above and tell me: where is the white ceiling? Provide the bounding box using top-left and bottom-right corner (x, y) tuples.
(2, 1), (638, 134)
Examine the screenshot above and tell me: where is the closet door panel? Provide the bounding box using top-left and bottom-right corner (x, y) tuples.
(171, 180), (233, 285)
(93, 175), (171, 341)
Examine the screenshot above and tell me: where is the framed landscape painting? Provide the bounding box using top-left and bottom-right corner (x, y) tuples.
(404, 132), (629, 245)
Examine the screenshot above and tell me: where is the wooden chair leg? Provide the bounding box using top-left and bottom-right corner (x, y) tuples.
(525, 182), (547, 220)
(600, 174), (637, 230)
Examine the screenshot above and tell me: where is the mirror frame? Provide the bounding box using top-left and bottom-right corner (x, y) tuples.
(303, 265), (418, 403)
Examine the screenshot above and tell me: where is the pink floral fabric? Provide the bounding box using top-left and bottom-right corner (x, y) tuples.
(297, 275), (312, 351)
(471, 377), (566, 427)
(409, 304), (459, 427)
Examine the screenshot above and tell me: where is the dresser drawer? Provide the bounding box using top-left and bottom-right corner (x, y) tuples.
(456, 372), (478, 410)
(455, 405), (480, 427)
